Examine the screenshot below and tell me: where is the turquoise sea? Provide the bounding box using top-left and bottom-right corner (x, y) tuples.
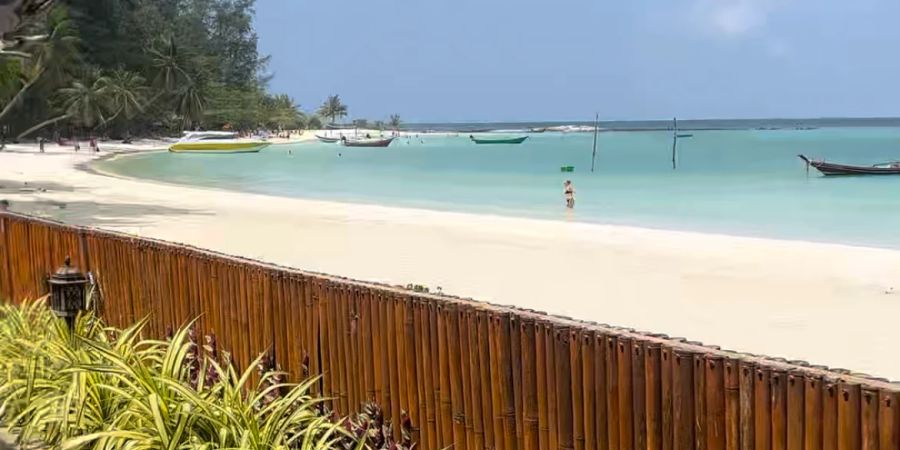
(97, 127), (900, 249)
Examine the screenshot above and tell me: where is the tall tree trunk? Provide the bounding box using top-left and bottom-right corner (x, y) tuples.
(18, 114), (70, 140)
(0, 68), (46, 124)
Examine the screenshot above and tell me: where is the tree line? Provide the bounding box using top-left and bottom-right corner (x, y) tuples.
(0, 1), (403, 141)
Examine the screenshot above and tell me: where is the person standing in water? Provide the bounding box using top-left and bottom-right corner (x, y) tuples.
(564, 180), (575, 209)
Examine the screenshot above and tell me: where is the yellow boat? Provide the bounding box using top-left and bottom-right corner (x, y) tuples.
(169, 131), (271, 153)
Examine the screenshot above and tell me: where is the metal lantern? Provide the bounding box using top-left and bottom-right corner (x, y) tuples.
(48, 256), (88, 328)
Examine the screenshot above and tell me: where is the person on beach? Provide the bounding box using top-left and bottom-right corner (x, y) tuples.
(564, 180), (575, 209)
(38, 137), (44, 153)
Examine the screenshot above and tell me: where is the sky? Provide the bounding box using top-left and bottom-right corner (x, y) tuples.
(254, 0), (900, 123)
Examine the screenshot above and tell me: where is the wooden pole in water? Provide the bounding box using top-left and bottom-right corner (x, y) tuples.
(591, 113), (600, 172)
(672, 117), (678, 170)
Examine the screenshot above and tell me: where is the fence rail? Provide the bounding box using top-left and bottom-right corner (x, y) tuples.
(1, 211), (898, 450)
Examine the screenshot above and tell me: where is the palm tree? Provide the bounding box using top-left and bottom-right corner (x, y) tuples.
(98, 69), (147, 124)
(317, 94), (346, 125)
(0, 8), (78, 124)
(263, 94), (301, 130)
(389, 114), (401, 131)
(174, 82), (205, 128)
(17, 76), (110, 139)
(147, 36), (191, 93)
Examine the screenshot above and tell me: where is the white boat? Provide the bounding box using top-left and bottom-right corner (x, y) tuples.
(169, 131), (270, 153)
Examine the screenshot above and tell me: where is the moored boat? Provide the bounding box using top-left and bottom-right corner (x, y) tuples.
(169, 131), (269, 153)
(798, 154), (900, 176)
(315, 134), (341, 143)
(469, 135), (529, 144)
(340, 136), (394, 147)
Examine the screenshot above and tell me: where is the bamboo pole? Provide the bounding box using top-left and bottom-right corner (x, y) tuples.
(583, 332), (598, 450)
(755, 368), (772, 450)
(419, 301), (436, 450)
(498, 314), (516, 450)
(438, 305), (453, 448)
(403, 296), (421, 445)
(547, 322), (559, 450)
(467, 309), (485, 450)
(321, 282), (336, 408)
(838, 382), (861, 450)
(391, 295), (408, 432)
(490, 313), (506, 450)
(618, 337), (634, 450)
(695, 354), (708, 450)
(739, 362), (756, 450)
(647, 344), (663, 450)
(607, 336), (620, 450)
(348, 288), (362, 411)
(786, 372), (804, 450)
(878, 390), (899, 450)
(663, 347), (675, 450)
(804, 375), (823, 450)
(724, 359), (740, 450)
(862, 388), (878, 450)
(674, 350), (696, 450)
(447, 306), (468, 450)
(387, 294), (402, 429)
(556, 326), (575, 450)
(521, 319), (539, 450)
(706, 356), (726, 450)
(772, 371), (788, 450)
(595, 332), (609, 450)
(825, 381), (839, 450)
(430, 302), (445, 448)
(455, 306), (473, 450)
(335, 285), (350, 414)
(571, 329), (585, 450)
(536, 321), (550, 450)
(634, 340), (648, 450)
(361, 289), (375, 401)
(511, 317), (524, 450)
(478, 311), (495, 450)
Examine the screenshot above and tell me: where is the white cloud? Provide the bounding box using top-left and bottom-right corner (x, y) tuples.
(692, 0), (783, 36)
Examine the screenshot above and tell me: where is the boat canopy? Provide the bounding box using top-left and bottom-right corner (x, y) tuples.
(181, 131), (238, 141)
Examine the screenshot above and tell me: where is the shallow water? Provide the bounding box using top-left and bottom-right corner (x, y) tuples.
(97, 128), (900, 248)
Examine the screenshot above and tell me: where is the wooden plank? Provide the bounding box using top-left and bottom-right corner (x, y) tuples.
(706, 356), (726, 450)
(556, 326), (575, 450)
(838, 382), (861, 450)
(633, 340), (648, 450)
(674, 350), (696, 450)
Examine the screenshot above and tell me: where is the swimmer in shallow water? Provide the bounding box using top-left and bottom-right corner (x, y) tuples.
(564, 180), (575, 209)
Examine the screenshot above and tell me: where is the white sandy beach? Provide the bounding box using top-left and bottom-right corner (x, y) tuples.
(2, 141), (900, 379)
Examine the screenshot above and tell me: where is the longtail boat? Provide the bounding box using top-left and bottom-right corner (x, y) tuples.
(798, 154), (900, 176)
(315, 134), (341, 143)
(470, 135), (529, 144)
(340, 137), (394, 147)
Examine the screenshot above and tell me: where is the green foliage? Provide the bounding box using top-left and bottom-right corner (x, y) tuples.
(260, 94), (303, 130)
(317, 95), (347, 125)
(389, 114), (401, 130)
(306, 115), (323, 130)
(0, 0), (298, 137)
(0, 300), (358, 449)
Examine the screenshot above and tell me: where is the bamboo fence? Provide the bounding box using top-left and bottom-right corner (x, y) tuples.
(1, 211), (899, 450)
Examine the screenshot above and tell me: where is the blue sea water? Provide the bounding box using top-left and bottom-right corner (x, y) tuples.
(97, 127), (900, 249)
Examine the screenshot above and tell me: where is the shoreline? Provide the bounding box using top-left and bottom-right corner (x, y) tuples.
(91, 150), (900, 254)
(3, 144), (900, 378)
